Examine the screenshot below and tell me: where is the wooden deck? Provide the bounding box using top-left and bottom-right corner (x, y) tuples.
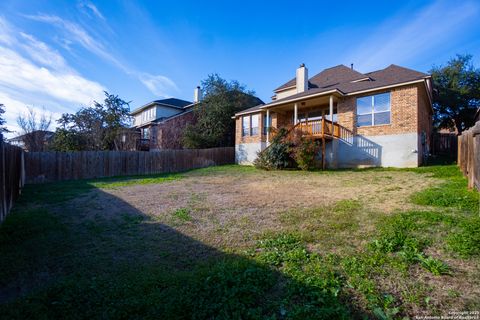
(295, 118), (340, 139)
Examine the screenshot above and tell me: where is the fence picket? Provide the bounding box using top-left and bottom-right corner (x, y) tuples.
(23, 148), (235, 184)
(458, 122), (480, 190)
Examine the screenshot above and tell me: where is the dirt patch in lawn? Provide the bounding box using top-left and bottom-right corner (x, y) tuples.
(99, 169), (437, 249)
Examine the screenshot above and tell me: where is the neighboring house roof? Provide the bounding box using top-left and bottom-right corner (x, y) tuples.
(8, 130), (55, 142)
(130, 98), (193, 115)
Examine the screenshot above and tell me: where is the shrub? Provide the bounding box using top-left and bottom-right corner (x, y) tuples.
(292, 137), (319, 171)
(254, 128), (294, 170)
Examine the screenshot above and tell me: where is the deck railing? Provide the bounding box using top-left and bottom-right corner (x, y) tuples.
(296, 118), (346, 140)
(268, 118), (355, 145)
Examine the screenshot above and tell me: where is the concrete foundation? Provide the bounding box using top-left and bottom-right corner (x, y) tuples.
(236, 132), (419, 168)
(335, 132), (418, 168)
(235, 142), (266, 165)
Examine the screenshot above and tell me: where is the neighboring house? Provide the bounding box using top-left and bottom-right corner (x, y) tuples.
(130, 87), (202, 150)
(8, 130), (55, 151)
(234, 63), (433, 168)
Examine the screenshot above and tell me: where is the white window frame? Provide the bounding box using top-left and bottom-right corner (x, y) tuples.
(242, 116), (250, 136)
(356, 92), (391, 127)
(263, 113), (272, 135)
(250, 114), (259, 136)
(242, 114), (260, 136)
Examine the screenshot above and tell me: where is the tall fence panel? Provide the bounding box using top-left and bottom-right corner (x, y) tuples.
(25, 147), (235, 184)
(0, 134), (25, 223)
(458, 122), (480, 190)
(432, 133), (458, 156)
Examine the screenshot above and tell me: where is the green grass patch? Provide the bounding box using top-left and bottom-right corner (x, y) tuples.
(17, 172), (183, 205)
(446, 215), (480, 258)
(91, 172), (183, 189)
(410, 165), (479, 212)
(0, 209), (70, 288)
(171, 208), (193, 222)
(416, 254), (451, 276)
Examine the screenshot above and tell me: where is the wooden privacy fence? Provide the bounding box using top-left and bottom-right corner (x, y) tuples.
(25, 147), (235, 184)
(458, 122), (480, 190)
(432, 133), (458, 156)
(0, 134), (25, 223)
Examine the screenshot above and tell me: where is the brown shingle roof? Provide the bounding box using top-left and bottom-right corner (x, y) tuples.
(235, 64), (430, 116)
(267, 64), (429, 106)
(308, 65), (368, 88)
(274, 65), (368, 92)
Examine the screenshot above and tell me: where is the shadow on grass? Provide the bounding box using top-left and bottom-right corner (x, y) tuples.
(0, 174), (363, 319)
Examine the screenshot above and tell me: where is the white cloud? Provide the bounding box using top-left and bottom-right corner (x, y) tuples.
(24, 14), (178, 98)
(138, 73), (179, 97)
(0, 17), (106, 138)
(78, 1), (105, 20)
(24, 14), (115, 64)
(19, 32), (70, 71)
(344, 0), (480, 71)
(0, 47), (104, 105)
(0, 16), (15, 45)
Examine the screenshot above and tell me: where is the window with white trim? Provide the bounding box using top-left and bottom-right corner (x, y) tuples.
(356, 92), (391, 127)
(263, 113), (272, 135)
(242, 114), (260, 136)
(242, 116), (250, 136)
(250, 114), (259, 135)
(141, 128), (150, 139)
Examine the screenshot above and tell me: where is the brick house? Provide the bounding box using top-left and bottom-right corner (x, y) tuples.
(234, 64), (433, 168)
(130, 87), (202, 150)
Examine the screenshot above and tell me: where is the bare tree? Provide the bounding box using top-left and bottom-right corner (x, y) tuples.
(17, 107), (52, 151)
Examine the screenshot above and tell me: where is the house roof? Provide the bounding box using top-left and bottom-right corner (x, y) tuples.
(233, 104), (264, 117)
(8, 130), (55, 142)
(236, 64), (431, 116)
(268, 64), (429, 105)
(274, 64), (428, 93)
(130, 98), (192, 115)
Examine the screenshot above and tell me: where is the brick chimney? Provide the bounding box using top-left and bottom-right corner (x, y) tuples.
(296, 63), (308, 93)
(194, 86), (202, 103)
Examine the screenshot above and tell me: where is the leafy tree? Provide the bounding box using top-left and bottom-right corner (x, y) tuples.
(183, 74), (263, 148)
(0, 103), (10, 134)
(52, 91), (131, 151)
(430, 54), (480, 133)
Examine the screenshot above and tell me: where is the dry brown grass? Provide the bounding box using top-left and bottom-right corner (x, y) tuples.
(94, 167), (435, 250)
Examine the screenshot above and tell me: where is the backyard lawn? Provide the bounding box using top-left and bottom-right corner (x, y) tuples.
(0, 164), (479, 319)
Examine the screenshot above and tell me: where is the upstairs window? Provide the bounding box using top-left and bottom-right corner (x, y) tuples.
(141, 128), (150, 139)
(142, 108), (155, 122)
(356, 92), (391, 127)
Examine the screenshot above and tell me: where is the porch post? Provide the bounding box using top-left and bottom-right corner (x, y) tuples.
(329, 95), (334, 133)
(294, 103), (298, 124)
(266, 109), (270, 144)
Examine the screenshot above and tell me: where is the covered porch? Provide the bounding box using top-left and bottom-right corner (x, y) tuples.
(262, 93), (346, 143)
(260, 93), (358, 169)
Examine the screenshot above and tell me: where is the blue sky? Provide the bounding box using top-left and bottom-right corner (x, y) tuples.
(1, 0), (479, 136)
